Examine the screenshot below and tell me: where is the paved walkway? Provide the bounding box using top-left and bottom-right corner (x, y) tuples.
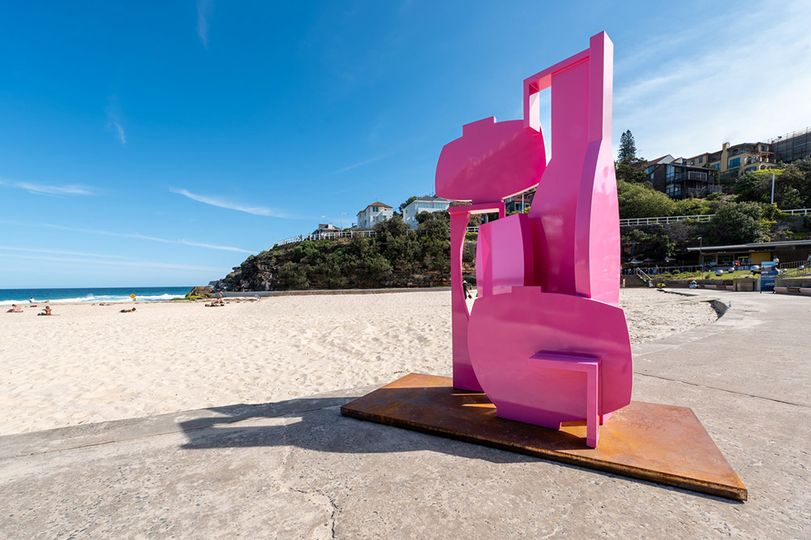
(1, 291), (809, 538)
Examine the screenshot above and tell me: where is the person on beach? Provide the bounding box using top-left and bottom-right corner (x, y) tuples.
(6, 304), (23, 313)
(120, 307), (136, 313)
(205, 291), (226, 307)
(462, 280), (472, 299)
(38, 305), (52, 316)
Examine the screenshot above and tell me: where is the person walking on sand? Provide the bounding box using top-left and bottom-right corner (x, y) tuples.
(462, 280), (472, 300)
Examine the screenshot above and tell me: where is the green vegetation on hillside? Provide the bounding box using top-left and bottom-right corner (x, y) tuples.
(220, 212), (467, 291)
(217, 145), (810, 291)
(734, 161), (811, 208)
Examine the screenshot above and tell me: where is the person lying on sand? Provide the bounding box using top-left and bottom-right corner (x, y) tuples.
(37, 305), (52, 316)
(120, 307), (136, 313)
(6, 304), (23, 313)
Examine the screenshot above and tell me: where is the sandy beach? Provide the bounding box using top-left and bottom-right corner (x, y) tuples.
(0, 289), (717, 436)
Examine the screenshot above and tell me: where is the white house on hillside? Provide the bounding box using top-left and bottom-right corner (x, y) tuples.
(403, 196), (450, 228)
(356, 202), (393, 229)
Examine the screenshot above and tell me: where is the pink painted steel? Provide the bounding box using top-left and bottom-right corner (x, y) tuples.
(434, 31), (630, 446)
(528, 352), (600, 448)
(436, 117), (546, 203)
(449, 209), (481, 391)
(447, 202), (505, 391)
(467, 289), (631, 448)
(475, 214), (536, 298)
(524, 32), (620, 305)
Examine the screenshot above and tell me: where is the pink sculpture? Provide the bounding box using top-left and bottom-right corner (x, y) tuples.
(435, 32), (630, 448)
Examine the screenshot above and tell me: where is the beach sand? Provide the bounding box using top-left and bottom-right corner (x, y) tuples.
(0, 289), (717, 436)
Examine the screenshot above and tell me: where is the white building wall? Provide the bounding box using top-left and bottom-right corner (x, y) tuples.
(357, 205), (393, 229)
(403, 199), (450, 228)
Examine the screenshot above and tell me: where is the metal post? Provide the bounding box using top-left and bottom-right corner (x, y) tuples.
(698, 236), (703, 270)
(770, 172), (776, 205)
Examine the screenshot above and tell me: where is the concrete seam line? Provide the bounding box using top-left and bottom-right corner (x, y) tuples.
(636, 372), (809, 408)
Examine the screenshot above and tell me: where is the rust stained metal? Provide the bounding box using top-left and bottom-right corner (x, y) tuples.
(340, 373), (747, 501)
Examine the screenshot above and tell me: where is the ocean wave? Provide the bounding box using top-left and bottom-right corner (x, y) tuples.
(0, 293), (185, 306)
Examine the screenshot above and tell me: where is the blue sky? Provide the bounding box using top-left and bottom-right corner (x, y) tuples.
(2, 0), (810, 288)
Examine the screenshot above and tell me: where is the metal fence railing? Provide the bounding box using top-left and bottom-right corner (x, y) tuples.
(620, 208), (811, 227)
(779, 259), (811, 277)
(275, 229), (378, 247)
(620, 214), (713, 227)
(634, 267), (653, 286)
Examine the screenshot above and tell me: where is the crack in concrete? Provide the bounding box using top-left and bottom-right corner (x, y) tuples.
(279, 415), (339, 539)
(636, 372), (810, 408)
(285, 485), (339, 539)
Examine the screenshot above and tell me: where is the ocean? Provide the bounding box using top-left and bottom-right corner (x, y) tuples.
(0, 286), (193, 305)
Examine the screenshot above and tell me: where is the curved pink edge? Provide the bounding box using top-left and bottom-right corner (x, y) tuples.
(467, 288), (632, 442)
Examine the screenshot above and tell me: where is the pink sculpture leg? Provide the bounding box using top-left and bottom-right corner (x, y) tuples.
(447, 202), (505, 392)
(529, 352), (600, 448)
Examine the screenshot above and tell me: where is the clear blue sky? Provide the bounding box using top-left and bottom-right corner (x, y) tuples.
(2, 0), (809, 288)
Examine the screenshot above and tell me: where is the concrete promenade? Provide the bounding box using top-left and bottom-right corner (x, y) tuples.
(1, 291), (809, 538)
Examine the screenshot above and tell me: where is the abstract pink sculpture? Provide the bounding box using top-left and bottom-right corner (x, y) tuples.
(435, 32), (630, 447)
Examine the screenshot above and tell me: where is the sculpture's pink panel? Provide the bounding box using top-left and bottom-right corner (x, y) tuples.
(573, 34), (621, 306)
(449, 210), (482, 392)
(521, 32), (620, 305)
(467, 287), (632, 426)
(435, 117), (545, 203)
(475, 214), (535, 298)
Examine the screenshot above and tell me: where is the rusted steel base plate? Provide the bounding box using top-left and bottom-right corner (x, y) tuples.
(341, 373), (747, 501)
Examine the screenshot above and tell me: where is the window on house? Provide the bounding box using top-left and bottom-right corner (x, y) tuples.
(728, 157), (741, 169)
(372, 206), (379, 212)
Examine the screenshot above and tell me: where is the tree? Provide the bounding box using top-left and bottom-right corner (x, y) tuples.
(673, 197), (712, 216)
(705, 202), (769, 245)
(734, 171), (771, 203)
(618, 130), (637, 163)
(779, 160), (811, 208)
(617, 180), (675, 218)
(615, 160), (648, 184)
(621, 226), (676, 262)
(781, 187), (804, 210)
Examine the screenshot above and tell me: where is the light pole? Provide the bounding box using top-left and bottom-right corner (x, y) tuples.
(697, 236), (703, 270)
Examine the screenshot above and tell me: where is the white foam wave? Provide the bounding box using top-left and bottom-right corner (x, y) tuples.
(0, 293), (184, 306)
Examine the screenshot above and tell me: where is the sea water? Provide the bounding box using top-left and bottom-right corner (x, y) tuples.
(0, 286), (192, 305)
